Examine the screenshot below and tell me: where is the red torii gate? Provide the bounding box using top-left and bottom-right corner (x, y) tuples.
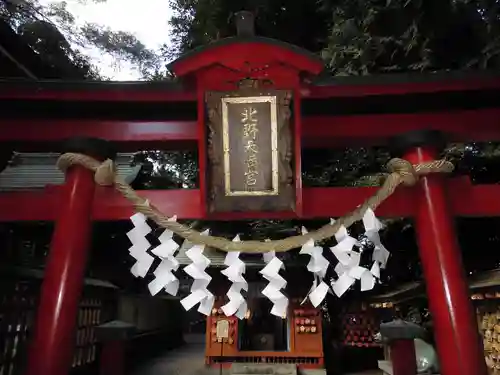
(0, 13), (498, 375)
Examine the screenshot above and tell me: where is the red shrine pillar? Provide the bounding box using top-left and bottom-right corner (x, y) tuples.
(26, 138), (115, 375)
(393, 130), (487, 375)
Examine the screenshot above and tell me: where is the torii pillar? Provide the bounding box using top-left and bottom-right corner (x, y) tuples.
(25, 138), (115, 375)
(392, 130), (487, 375)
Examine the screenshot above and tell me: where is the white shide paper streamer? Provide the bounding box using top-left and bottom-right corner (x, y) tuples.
(148, 216), (180, 297)
(126, 208), (390, 315)
(127, 213), (155, 278)
(220, 235), (248, 319)
(300, 227), (330, 308)
(330, 208), (390, 297)
(260, 251), (288, 317)
(180, 230), (215, 316)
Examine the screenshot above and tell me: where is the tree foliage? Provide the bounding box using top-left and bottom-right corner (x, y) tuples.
(165, 0), (331, 60)
(1, 0), (165, 79)
(165, 0), (500, 74)
(0, 0), (100, 78)
(321, 0), (500, 75)
(3, 0), (499, 78)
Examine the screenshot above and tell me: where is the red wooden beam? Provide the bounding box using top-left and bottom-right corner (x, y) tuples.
(0, 120), (198, 143)
(0, 87), (196, 102)
(0, 178), (498, 222)
(302, 109), (500, 146)
(1, 109), (499, 147)
(302, 75), (500, 98)
(0, 74), (499, 102)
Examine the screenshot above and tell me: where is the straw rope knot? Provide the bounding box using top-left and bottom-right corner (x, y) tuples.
(386, 158), (419, 186)
(94, 159), (116, 186)
(55, 152), (455, 253)
(56, 153), (116, 186)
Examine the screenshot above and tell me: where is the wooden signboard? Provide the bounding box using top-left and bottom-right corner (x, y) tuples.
(206, 86), (294, 213)
(216, 319), (229, 340)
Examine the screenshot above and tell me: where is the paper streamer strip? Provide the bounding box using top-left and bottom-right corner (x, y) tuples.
(330, 219), (359, 297)
(220, 235), (248, 319)
(148, 216), (180, 296)
(180, 230), (214, 316)
(363, 208), (390, 269)
(329, 209), (390, 297)
(127, 213), (154, 278)
(260, 252), (288, 317)
(300, 227), (330, 307)
(361, 208), (389, 290)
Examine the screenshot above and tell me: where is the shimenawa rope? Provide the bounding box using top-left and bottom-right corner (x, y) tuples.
(56, 153), (454, 253)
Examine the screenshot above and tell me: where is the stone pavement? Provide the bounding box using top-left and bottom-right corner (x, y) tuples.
(128, 334), (220, 375)
(128, 334), (382, 375)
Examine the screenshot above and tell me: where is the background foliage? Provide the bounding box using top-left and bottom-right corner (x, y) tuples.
(2, 0), (500, 78)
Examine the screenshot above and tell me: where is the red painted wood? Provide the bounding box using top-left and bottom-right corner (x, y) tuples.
(0, 88), (196, 102)
(1, 109), (499, 146)
(1, 74), (497, 102)
(169, 42), (323, 78)
(302, 109), (500, 146)
(99, 341), (125, 375)
(93, 188), (203, 220)
(0, 120), (198, 143)
(25, 166), (96, 375)
(389, 340), (417, 375)
(181, 37), (310, 214)
(196, 62), (303, 90)
(302, 76), (500, 98)
(196, 88), (207, 217)
(404, 147), (487, 375)
(2, 179), (500, 222)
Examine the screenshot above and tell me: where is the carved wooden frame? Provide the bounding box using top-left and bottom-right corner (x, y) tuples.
(206, 87), (294, 213)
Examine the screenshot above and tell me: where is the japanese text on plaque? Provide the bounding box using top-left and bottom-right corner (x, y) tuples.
(241, 106), (259, 187)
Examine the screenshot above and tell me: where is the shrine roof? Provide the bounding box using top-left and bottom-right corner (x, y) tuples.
(371, 269), (500, 304)
(167, 36), (324, 77)
(0, 152), (140, 191)
(169, 36), (323, 66)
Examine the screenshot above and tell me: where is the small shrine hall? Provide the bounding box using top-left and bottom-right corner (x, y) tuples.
(1, 10), (500, 375)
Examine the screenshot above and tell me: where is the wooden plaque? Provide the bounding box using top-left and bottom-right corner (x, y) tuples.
(206, 88), (294, 213)
(216, 319), (229, 339)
